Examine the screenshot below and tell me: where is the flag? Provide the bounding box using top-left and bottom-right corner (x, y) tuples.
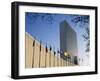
(40, 40), (42, 51)
(60, 51), (63, 55)
(54, 51), (56, 55)
(49, 46), (52, 51)
(57, 50), (60, 54)
(33, 40), (35, 47)
(46, 45), (48, 52)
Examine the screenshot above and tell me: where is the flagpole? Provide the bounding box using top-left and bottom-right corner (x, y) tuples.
(58, 50), (60, 67)
(45, 45), (48, 67)
(32, 40), (35, 68)
(53, 51), (56, 67)
(39, 41), (41, 68)
(57, 50), (59, 67)
(53, 47), (55, 67)
(60, 51), (62, 67)
(49, 46), (52, 67)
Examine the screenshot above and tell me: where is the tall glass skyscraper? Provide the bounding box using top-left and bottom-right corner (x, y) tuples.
(60, 20), (78, 64)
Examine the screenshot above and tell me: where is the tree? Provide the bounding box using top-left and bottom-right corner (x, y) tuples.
(26, 13), (55, 24)
(70, 15), (90, 52)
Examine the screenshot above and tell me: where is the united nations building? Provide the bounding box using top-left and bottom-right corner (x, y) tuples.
(60, 20), (78, 64)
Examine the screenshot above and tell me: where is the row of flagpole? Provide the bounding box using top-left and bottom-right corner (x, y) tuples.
(31, 39), (78, 68)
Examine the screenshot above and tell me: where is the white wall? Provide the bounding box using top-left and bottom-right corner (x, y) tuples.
(0, 0), (99, 81)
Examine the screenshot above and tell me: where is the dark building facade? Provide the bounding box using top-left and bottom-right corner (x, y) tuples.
(60, 20), (78, 64)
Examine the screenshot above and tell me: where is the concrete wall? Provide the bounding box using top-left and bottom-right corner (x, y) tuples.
(25, 32), (76, 68)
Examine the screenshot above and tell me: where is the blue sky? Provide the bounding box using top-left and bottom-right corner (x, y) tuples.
(25, 12), (90, 65)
